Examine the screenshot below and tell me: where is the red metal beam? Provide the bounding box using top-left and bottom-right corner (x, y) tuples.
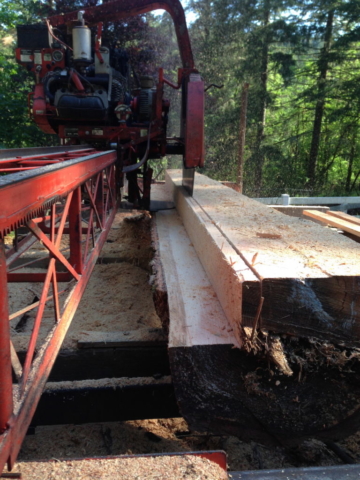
(0, 242), (13, 436)
(0, 206), (115, 470)
(0, 150), (116, 237)
(0, 148), (95, 171)
(7, 272), (72, 282)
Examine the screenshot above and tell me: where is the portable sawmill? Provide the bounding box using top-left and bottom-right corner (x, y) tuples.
(0, 0), (204, 472)
(15, 0), (204, 204)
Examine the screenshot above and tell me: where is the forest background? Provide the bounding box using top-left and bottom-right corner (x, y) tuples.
(1, 0), (360, 198)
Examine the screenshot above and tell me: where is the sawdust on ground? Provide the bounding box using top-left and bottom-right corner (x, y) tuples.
(15, 416), (353, 474)
(9, 211), (161, 350)
(15, 454), (228, 480)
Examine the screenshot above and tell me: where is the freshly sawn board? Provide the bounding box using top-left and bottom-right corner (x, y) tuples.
(166, 170), (360, 348)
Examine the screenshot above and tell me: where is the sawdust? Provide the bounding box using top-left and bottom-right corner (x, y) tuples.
(14, 454), (228, 479)
(99, 210), (154, 270)
(14, 418), (347, 474)
(9, 211), (161, 351)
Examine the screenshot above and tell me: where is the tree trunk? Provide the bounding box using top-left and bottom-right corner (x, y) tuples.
(237, 83), (249, 193)
(253, 1), (270, 196)
(307, 10), (334, 189)
(346, 129), (357, 193)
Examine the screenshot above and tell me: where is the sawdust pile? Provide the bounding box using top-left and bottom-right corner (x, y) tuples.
(15, 454), (228, 480)
(16, 417), (352, 473)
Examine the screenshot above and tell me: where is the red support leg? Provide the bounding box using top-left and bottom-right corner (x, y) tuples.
(0, 241), (13, 434)
(69, 187), (83, 275)
(96, 172), (105, 229)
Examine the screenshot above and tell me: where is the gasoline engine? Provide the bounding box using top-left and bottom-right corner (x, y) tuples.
(16, 12), (163, 140)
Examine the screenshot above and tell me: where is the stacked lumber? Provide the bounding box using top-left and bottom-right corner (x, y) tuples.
(165, 170), (360, 348)
(304, 209), (360, 238)
(152, 171), (360, 444)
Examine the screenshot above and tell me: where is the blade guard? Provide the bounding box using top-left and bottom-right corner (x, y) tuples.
(184, 74), (204, 168)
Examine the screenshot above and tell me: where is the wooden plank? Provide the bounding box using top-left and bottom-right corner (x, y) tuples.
(327, 210), (360, 226)
(165, 170), (360, 346)
(155, 209), (239, 348)
(77, 328), (167, 349)
(303, 210), (360, 237)
(164, 175), (258, 347)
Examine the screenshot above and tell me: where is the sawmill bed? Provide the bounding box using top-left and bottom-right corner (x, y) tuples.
(8, 211), (175, 429)
(17, 329), (169, 382)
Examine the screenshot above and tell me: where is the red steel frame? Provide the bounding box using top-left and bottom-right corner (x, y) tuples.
(0, 149), (117, 472)
(0, 148), (95, 174)
(48, 0), (195, 70)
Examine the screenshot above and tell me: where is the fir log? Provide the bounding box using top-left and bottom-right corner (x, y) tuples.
(165, 170), (360, 348)
(153, 205), (360, 445)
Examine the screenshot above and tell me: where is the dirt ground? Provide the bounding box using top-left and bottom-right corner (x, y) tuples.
(6, 210), (360, 476)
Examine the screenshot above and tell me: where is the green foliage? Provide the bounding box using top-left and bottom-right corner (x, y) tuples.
(186, 0), (360, 196)
(0, 0), (56, 149)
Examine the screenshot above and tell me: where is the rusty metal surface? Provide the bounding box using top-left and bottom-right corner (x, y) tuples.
(184, 75), (205, 168)
(0, 243), (12, 435)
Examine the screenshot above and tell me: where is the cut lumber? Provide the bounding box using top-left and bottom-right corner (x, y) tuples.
(327, 210), (360, 226)
(158, 184), (257, 347)
(152, 200), (360, 445)
(154, 209), (238, 348)
(304, 209), (360, 237)
(165, 170), (360, 347)
(153, 209), (282, 444)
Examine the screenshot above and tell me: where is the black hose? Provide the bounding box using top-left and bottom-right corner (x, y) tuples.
(44, 74), (61, 101)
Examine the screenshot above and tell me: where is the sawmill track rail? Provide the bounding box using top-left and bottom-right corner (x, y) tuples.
(0, 145), (118, 472)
